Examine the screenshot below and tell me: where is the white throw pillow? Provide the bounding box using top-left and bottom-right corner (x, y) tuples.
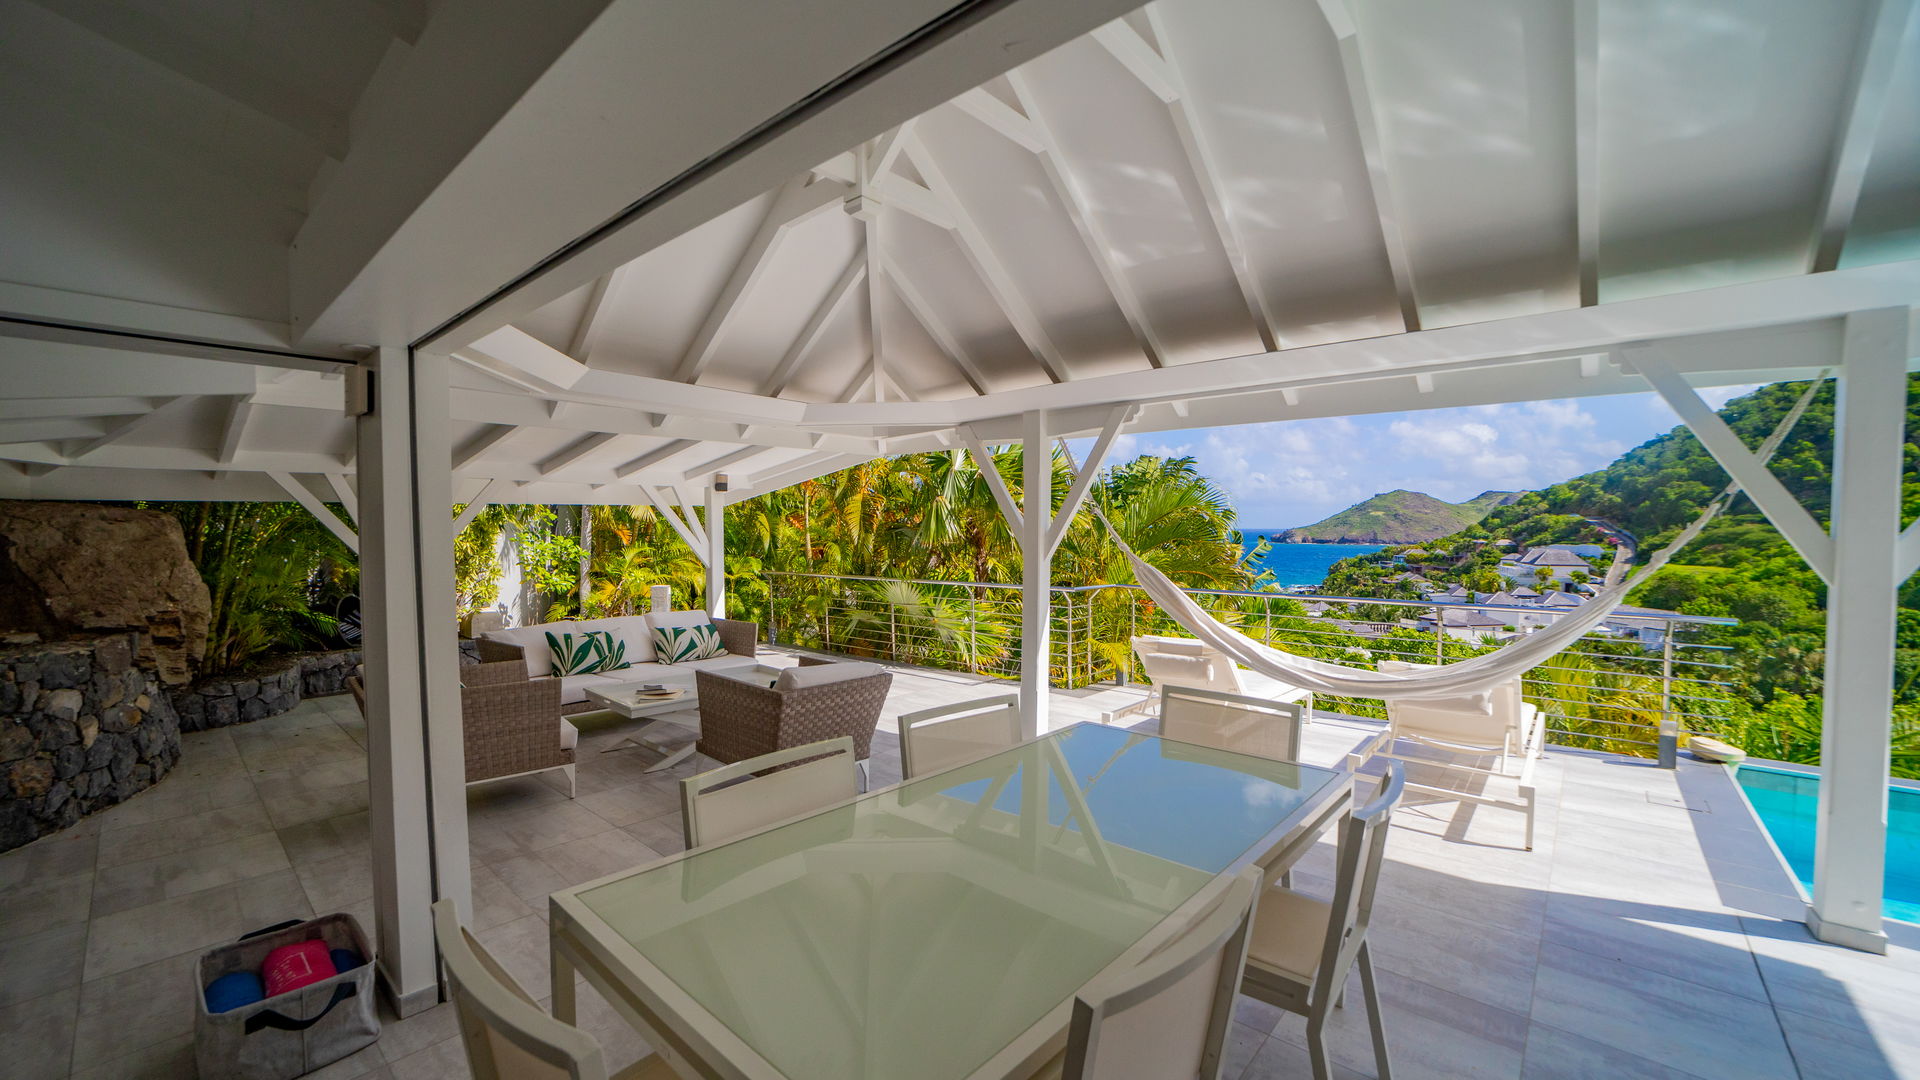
(1376, 660), (1495, 716)
(774, 661), (883, 691)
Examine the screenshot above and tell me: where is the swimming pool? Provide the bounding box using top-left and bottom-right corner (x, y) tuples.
(1735, 763), (1920, 924)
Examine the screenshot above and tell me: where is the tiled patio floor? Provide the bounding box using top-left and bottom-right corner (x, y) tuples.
(3, 652), (1917, 1079)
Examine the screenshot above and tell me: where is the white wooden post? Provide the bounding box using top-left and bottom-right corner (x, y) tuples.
(1810, 308), (1909, 954)
(1020, 410), (1051, 739)
(356, 347), (472, 1013)
(705, 482), (727, 618)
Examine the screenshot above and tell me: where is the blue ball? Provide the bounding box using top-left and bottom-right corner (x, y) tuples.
(330, 948), (364, 973)
(205, 971), (265, 1013)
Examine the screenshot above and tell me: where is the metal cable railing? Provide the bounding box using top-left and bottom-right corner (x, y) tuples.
(760, 572), (1741, 759)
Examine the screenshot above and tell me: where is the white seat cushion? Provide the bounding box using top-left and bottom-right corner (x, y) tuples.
(558, 672), (622, 706)
(558, 719), (579, 751)
(774, 661), (882, 691)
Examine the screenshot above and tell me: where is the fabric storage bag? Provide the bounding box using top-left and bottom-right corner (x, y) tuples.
(195, 912), (380, 1080)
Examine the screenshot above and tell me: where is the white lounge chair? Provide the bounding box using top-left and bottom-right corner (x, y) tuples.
(1106, 635), (1312, 725)
(1374, 660), (1544, 850)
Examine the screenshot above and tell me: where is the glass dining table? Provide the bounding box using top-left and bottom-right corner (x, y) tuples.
(549, 721), (1350, 1080)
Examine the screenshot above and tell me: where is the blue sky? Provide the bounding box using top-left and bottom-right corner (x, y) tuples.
(1085, 386), (1757, 530)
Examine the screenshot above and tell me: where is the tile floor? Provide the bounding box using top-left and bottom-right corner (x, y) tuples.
(2, 652), (1918, 1079)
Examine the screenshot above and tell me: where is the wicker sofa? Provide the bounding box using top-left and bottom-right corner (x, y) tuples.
(348, 659), (579, 794)
(694, 657), (892, 770)
(475, 613), (760, 716)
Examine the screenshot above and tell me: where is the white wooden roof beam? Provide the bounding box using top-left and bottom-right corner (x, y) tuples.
(266, 472), (360, 554)
(324, 473), (359, 526)
(568, 265), (632, 363)
(1314, 0), (1422, 332)
(682, 445), (771, 483)
(903, 137), (1072, 384)
(451, 477), (508, 535)
(677, 177), (850, 384)
(762, 252), (867, 397)
(1004, 70), (1166, 368)
(463, 326), (590, 391)
(614, 439), (711, 480)
(214, 394), (257, 474)
(536, 431), (622, 476)
(453, 424), (522, 471)
(1811, 0), (1919, 273)
(884, 254), (992, 394)
(1121, 13), (1280, 351)
(0, 397), (162, 420)
(1574, 0), (1600, 306)
(67, 396), (195, 464)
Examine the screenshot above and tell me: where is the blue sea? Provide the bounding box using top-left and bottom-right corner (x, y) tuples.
(1238, 537), (1386, 587)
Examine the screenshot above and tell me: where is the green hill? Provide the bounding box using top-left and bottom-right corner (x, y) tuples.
(1318, 378), (1920, 775)
(1274, 489), (1521, 544)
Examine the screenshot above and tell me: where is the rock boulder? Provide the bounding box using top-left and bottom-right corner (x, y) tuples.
(0, 502), (210, 685)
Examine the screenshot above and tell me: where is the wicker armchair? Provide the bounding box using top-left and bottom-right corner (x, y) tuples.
(350, 660), (579, 796)
(693, 658), (892, 769)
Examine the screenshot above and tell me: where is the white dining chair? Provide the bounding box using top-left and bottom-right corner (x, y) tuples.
(1037, 865), (1262, 1080)
(1239, 763), (1408, 1080)
(679, 736), (859, 849)
(1157, 684), (1305, 763)
(897, 694), (1022, 778)
(432, 899), (677, 1080)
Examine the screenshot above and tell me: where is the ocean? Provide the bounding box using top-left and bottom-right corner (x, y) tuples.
(1238, 537), (1386, 587)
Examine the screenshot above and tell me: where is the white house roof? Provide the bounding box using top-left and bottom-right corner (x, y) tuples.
(1518, 548), (1594, 567)
(2, 0), (1918, 507)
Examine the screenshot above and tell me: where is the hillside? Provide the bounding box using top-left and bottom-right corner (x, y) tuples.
(1316, 378), (1920, 775)
(1273, 489), (1521, 544)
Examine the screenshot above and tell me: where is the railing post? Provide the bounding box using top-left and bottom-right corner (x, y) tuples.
(965, 585), (978, 674)
(1433, 605), (1445, 662)
(1657, 632), (1678, 768)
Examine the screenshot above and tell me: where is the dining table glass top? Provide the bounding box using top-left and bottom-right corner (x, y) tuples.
(575, 722), (1342, 1080)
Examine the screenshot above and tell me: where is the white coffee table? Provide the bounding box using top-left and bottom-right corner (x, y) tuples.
(584, 670), (705, 772)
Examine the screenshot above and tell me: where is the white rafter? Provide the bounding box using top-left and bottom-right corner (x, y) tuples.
(324, 473), (358, 525)
(614, 439), (711, 480)
(884, 254), (992, 393)
(453, 425), (521, 470)
(1574, 0), (1600, 306)
(451, 477), (507, 535)
(636, 483), (708, 558)
(681, 445), (769, 483)
(676, 177), (850, 384)
(1314, 0), (1420, 331)
(959, 426), (1023, 531)
(68, 396), (194, 464)
(569, 265), (631, 362)
(1634, 354), (1834, 583)
(1811, 0), (1918, 272)
(761, 252), (867, 398)
(267, 471), (359, 553)
(952, 89), (1042, 151)
(904, 136), (1071, 384)
(536, 431), (621, 476)
(1004, 69), (1166, 368)
(1044, 405), (1129, 559)
(212, 393), (257, 479)
(1118, 12), (1281, 350)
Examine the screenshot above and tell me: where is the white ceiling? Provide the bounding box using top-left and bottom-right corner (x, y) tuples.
(1, 0), (1917, 507)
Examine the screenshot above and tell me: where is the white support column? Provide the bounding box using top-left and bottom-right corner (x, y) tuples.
(705, 482), (726, 618)
(357, 346), (472, 1013)
(1020, 410), (1051, 739)
(1810, 307), (1909, 954)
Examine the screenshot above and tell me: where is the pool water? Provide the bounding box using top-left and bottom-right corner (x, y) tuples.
(1735, 764), (1920, 924)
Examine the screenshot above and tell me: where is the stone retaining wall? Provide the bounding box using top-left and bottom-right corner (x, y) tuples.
(0, 634), (180, 852)
(170, 649), (362, 732)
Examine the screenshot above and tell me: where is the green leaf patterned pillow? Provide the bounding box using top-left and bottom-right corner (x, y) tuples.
(546, 630), (627, 676)
(651, 622), (725, 664)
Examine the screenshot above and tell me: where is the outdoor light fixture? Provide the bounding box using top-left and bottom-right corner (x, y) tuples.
(714, 473), (729, 492)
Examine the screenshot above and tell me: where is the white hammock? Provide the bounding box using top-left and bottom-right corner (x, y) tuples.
(1067, 374), (1824, 701)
